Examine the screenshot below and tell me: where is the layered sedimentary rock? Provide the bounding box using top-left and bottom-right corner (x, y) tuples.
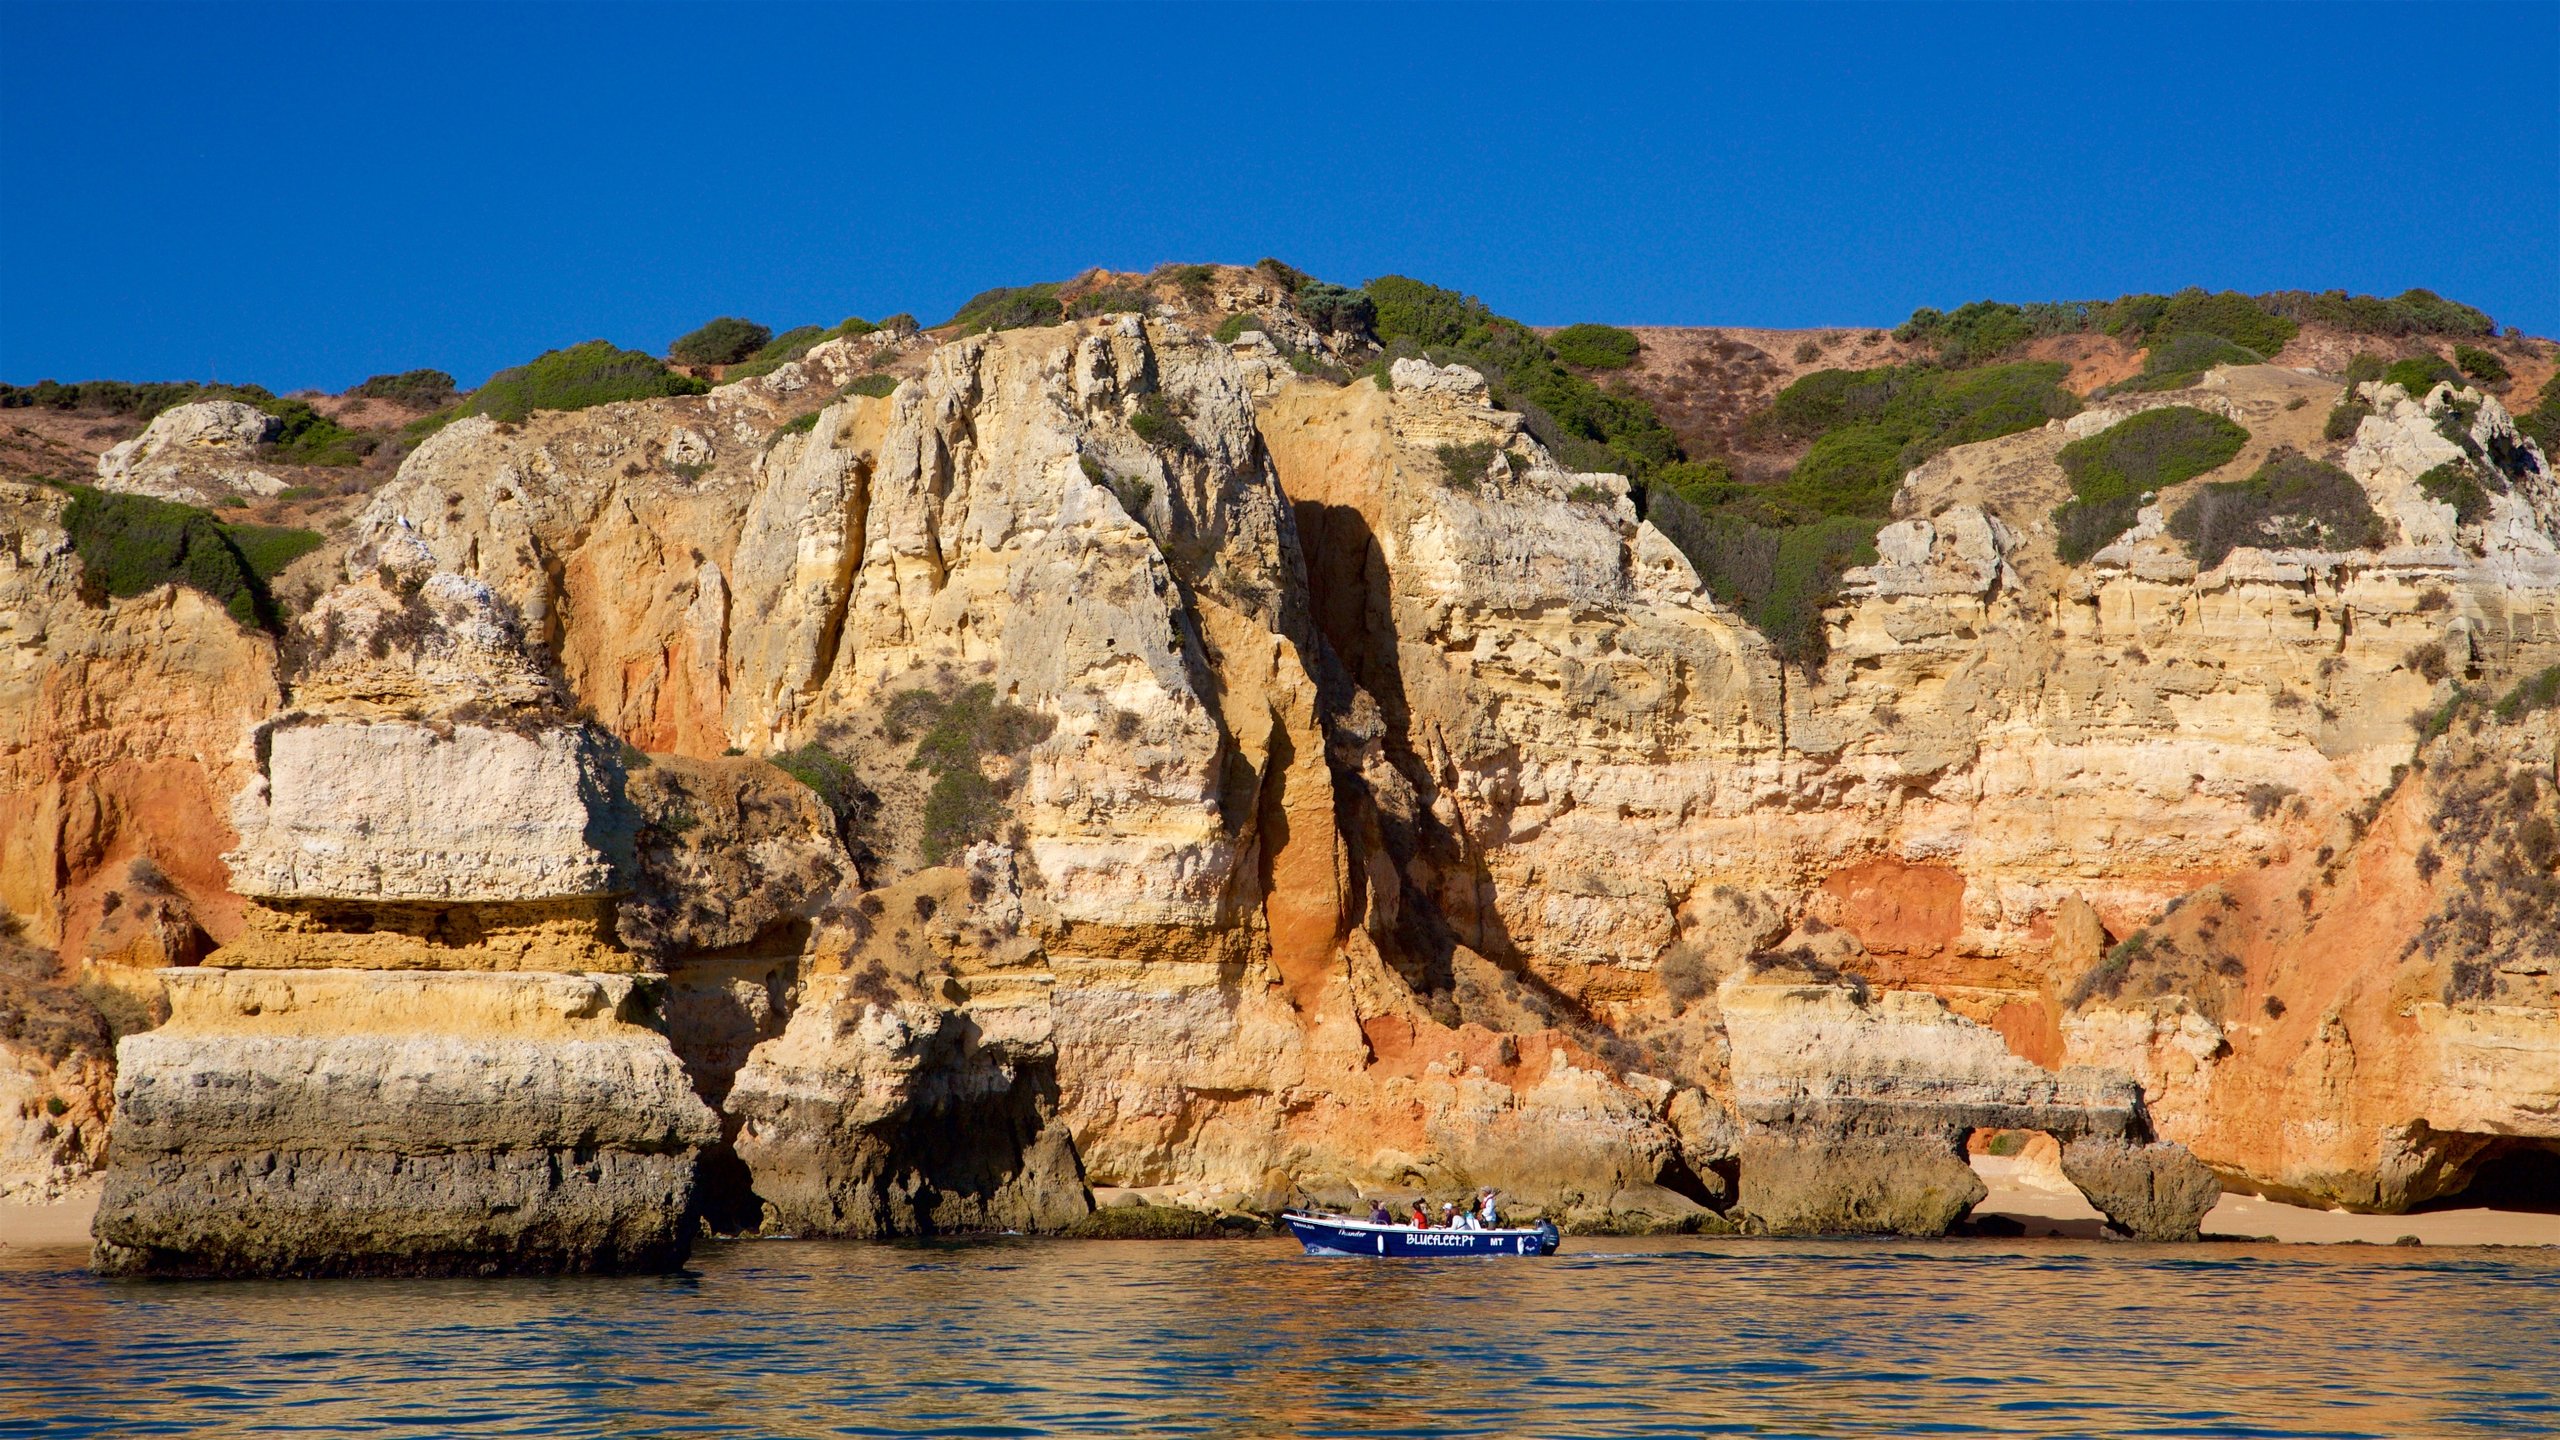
(1723, 971), (2215, 1236)
(17, 283), (2560, 1248)
(0, 480), (271, 1196)
(93, 968), (714, 1276)
(91, 564), (720, 1275)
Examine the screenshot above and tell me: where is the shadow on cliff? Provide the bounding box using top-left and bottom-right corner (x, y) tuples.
(1293, 498), (1526, 1004)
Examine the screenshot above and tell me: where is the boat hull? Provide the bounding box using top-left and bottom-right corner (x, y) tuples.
(1283, 1213), (1561, 1257)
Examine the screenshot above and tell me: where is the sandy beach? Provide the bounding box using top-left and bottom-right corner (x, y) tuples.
(1970, 1154), (2560, 1246)
(0, 1186), (97, 1253)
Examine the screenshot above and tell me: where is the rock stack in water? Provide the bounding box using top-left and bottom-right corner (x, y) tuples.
(92, 557), (718, 1277)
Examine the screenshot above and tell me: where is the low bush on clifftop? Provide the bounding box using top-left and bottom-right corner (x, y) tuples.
(54, 485), (315, 629)
(452, 341), (709, 426)
(1363, 275), (1681, 480)
(2167, 446), (2383, 569)
(2109, 332), (2267, 394)
(948, 284), (1063, 334)
(348, 369), (457, 409)
(2454, 345), (2510, 384)
(0, 378), (225, 421)
(2384, 354), (2462, 398)
(669, 317), (773, 367)
(1548, 323), (1641, 370)
(1654, 359), (2076, 662)
(2051, 406), (2250, 563)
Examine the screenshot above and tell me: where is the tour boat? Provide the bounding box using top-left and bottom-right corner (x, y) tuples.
(1282, 1211), (1562, 1257)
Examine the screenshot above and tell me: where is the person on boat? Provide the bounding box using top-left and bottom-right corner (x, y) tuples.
(1478, 1188), (1500, 1228)
(1369, 1199), (1391, 1225)
(1410, 1198), (1432, 1228)
(1440, 1202), (1459, 1229)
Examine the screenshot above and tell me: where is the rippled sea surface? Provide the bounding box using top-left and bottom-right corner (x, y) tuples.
(3, 1236), (2555, 1438)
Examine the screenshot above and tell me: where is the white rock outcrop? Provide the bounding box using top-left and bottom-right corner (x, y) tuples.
(95, 399), (287, 503)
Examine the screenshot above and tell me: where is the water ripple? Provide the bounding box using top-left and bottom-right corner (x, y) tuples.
(0, 1237), (2554, 1438)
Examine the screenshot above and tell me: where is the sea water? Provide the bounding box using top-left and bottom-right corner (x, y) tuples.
(2, 1236), (2553, 1437)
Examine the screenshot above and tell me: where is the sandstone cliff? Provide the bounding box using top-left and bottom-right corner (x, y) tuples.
(9, 276), (2558, 1261)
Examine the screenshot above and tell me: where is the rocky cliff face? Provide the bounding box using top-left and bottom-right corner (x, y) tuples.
(10, 294), (2559, 1262)
(89, 562), (721, 1275)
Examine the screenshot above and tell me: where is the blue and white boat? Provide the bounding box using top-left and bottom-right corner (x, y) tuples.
(1282, 1212), (1562, 1257)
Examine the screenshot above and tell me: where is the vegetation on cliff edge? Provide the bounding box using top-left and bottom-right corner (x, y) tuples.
(2052, 406), (2249, 563)
(54, 485), (319, 629)
(2168, 446), (2383, 569)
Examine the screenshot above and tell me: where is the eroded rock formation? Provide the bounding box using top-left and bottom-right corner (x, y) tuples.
(89, 565), (720, 1275)
(11, 284), (2560, 1257)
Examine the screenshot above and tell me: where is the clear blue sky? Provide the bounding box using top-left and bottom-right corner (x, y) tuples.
(3, 2), (2553, 393)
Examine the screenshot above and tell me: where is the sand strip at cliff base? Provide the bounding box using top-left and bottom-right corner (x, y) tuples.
(0, 1187), (98, 1251)
(1973, 1158), (2560, 1246)
(2199, 1192), (2560, 1247)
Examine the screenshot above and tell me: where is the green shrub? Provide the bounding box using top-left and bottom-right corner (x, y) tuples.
(2452, 345), (2509, 384)
(400, 408), (462, 444)
(1158, 264), (1217, 300)
(1212, 312), (1266, 343)
(2053, 406), (2249, 562)
(722, 318), (884, 384)
(460, 341), (708, 424)
(769, 742), (871, 845)
(719, 325), (822, 381)
(2417, 461), (2496, 526)
(2343, 353), (2388, 386)
(1653, 359), (2074, 665)
(2414, 686), (2468, 743)
(2518, 375), (2560, 458)
(2260, 288), (2495, 338)
(221, 523), (324, 582)
(1895, 301), (2033, 366)
(2384, 354), (2461, 397)
(2113, 332), (2266, 393)
(2152, 289), (2298, 356)
(1128, 393), (1195, 453)
(841, 372), (899, 399)
(1646, 491), (1875, 665)
(1112, 474), (1155, 518)
(2067, 931), (2148, 1007)
(772, 410), (821, 439)
(259, 396), (374, 466)
(669, 317), (772, 367)
(1651, 458), (1738, 510)
(1435, 440), (1499, 491)
(2, 380), (376, 464)
(1293, 281), (1374, 336)
(2168, 446), (2382, 568)
(1363, 275), (1680, 481)
(890, 683), (1057, 864)
(58, 486), (271, 627)
(1549, 323), (1641, 369)
(349, 369), (456, 409)
(1566, 483), (1611, 504)
(1068, 286), (1151, 319)
(1256, 258), (1309, 292)
(1864, 288), (2483, 362)
(949, 283), (1063, 333)
(1, 378), (277, 422)
(2493, 665), (2560, 722)
(1780, 425), (1906, 517)
(921, 768), (1006, 861)
(1765, 361), (2077, 496)
(2324, 395), (2373, 442)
